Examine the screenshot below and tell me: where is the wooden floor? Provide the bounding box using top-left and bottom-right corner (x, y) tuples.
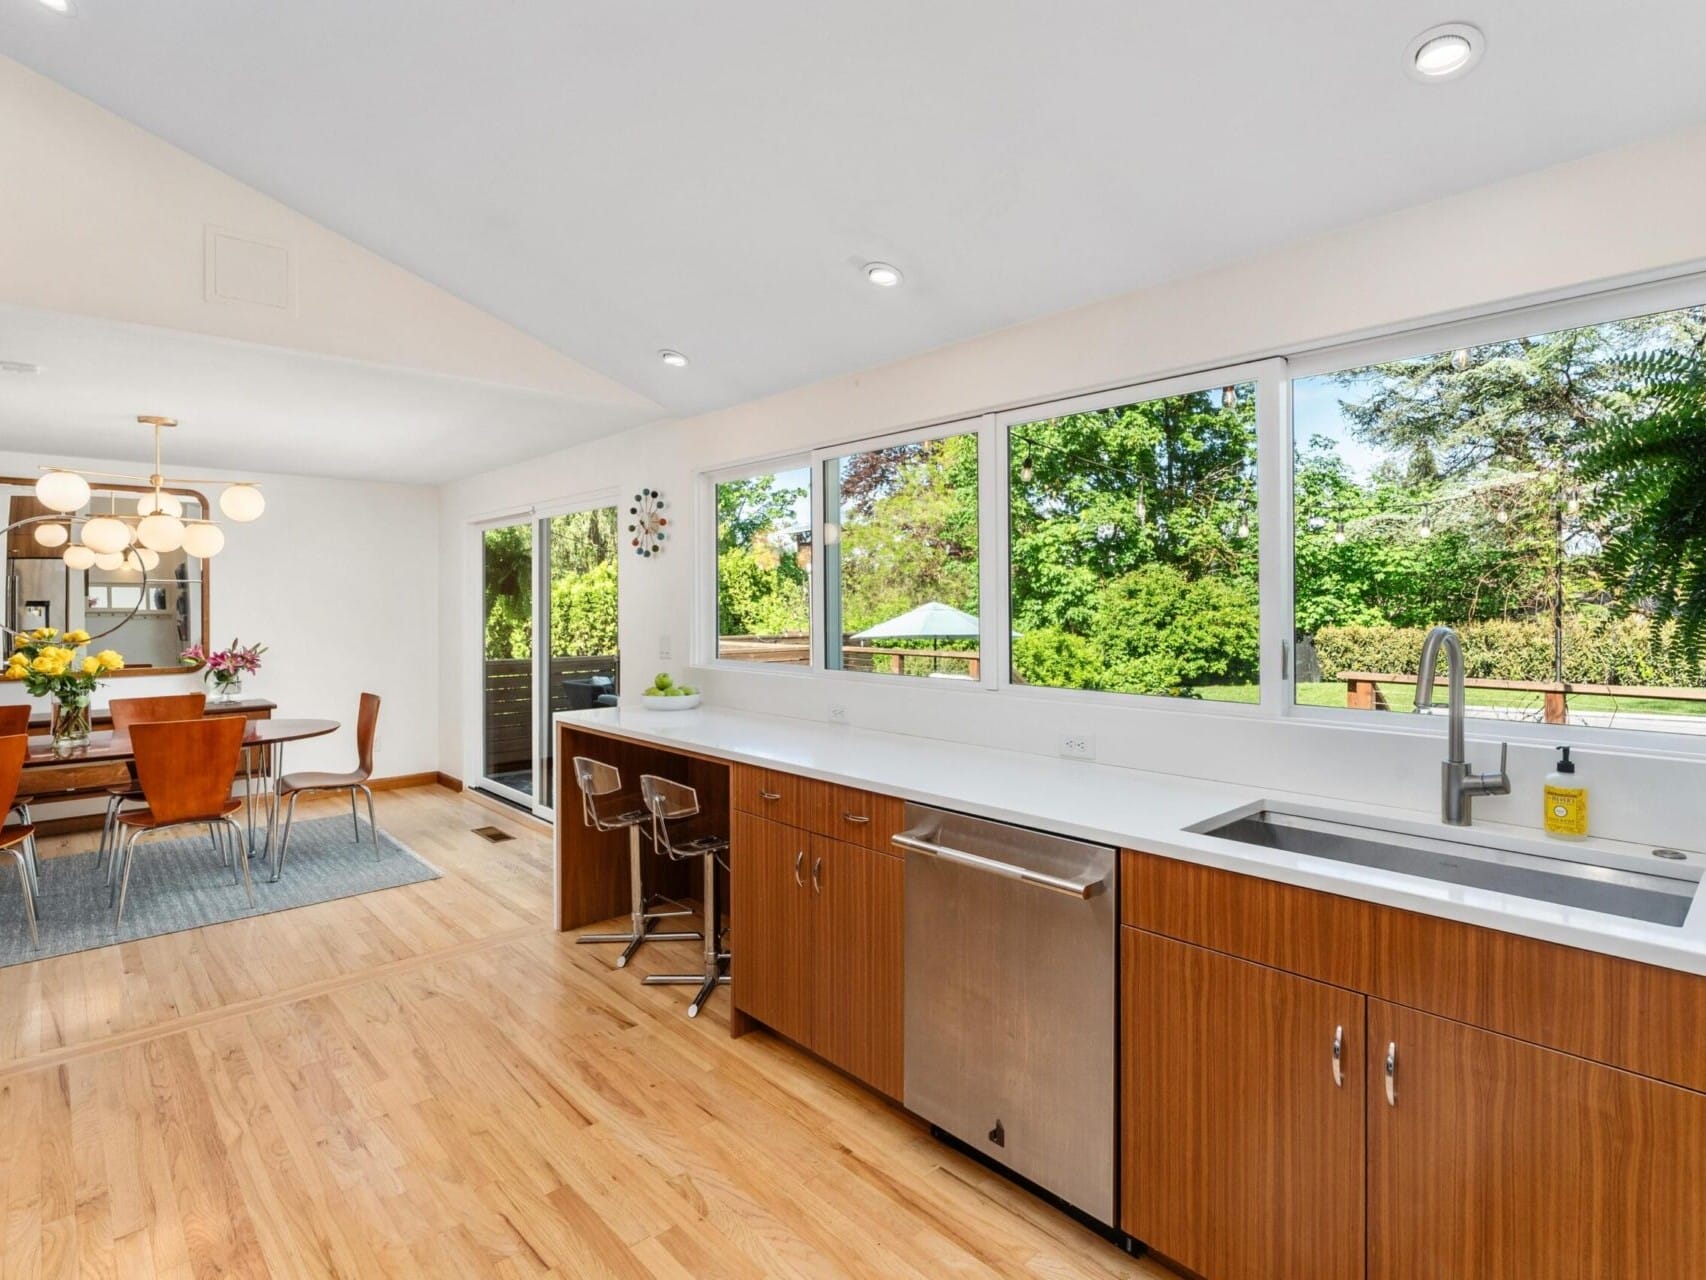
(0, 785), (1169, 1279)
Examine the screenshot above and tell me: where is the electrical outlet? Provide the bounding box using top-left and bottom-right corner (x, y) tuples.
(828, 703), (849, 724)
(657, 633), (672, 660)
(1059, 733), (1095, 760)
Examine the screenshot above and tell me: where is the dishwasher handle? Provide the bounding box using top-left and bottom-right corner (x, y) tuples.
(892, 831), (1107, 900)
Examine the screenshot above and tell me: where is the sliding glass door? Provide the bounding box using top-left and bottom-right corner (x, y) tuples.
(476, 504), (620, 816)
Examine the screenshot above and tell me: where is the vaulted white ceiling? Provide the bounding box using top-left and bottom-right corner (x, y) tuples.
(5, 0), (1706, 444)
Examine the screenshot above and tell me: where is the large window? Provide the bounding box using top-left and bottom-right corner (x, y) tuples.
(823, 430), (981, 678)
(1293, 300), (1706, 734)
(715, 466), (811, 665)
(1007, 382), (1259, 701)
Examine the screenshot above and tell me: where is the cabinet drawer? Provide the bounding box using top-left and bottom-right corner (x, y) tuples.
(810, 784), (905, 853)
(732, 764), (813, 826)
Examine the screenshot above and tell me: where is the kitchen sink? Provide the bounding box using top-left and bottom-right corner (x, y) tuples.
(1190, 804), (1701, 927)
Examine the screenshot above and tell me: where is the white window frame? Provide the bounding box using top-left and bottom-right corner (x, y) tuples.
(697, 454), (818, 676)
(1282, 271), (1706, 756)
(814, 414), (998, 692)
(994, 359), (1285, 715)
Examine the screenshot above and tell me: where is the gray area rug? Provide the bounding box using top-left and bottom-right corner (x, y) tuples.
(0, 815), (441, 968)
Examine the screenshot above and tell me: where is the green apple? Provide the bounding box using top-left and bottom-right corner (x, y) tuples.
(654, 672), (674, 690)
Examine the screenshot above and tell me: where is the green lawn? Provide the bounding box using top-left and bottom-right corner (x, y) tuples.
(1196, 681), (1706, 718)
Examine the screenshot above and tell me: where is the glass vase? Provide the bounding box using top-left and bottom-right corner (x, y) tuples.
(211, 673), (243, 703)
(51, 693), (91, 753)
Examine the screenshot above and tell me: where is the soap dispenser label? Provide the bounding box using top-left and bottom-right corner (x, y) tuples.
(1545, 786), (1588, 836)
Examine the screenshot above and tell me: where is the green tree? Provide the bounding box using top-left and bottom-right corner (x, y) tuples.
(1581, 342), (1706, 661)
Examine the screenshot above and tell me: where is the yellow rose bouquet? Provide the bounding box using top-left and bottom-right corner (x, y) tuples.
(4, 627), (124, 749)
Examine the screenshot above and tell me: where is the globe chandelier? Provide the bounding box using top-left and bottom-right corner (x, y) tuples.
(29, 415), (265, 571)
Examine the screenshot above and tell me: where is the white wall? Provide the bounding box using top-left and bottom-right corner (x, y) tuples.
(1, 449), (439, 778)
(439, 122), (1706, 850)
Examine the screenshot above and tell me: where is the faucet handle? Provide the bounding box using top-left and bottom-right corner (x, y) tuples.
(1484, 741), (1511, 794)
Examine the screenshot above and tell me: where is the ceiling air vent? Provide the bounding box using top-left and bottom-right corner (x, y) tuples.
(204, 225), (295, 312)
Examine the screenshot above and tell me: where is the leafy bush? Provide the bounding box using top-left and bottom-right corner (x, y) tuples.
(1012, 629), (1105, 690)
(550, 559), (618, 656)
(1091, 564), (1260, 691)
(1312, 617), (1704, 686)
(717, 548), (808, 638)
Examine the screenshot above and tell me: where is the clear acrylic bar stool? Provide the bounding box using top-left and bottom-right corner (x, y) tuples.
(638, 774), (731, 1017)
(571, 757), (701, 967)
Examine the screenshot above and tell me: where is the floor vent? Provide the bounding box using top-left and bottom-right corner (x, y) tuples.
(471, 825), (516, 843)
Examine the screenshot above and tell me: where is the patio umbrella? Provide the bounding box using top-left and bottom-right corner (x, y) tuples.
(851, 601), (980, 642)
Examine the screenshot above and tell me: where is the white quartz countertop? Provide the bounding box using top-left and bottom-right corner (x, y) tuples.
(557, 705), (1706, 976)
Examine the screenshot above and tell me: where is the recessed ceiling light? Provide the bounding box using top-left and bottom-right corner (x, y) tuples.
(1407, 23), (1484, 81)
(38, 0), (75, 14)
(658, 349), (689, 368)
(863, 262), (904, 288)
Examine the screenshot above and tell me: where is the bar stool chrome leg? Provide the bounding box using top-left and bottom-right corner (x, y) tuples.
(577, 825), (702, 964)
(641, 848), (730, 1015)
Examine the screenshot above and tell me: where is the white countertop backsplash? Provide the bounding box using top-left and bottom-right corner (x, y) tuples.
(558, 704), (1706, 976)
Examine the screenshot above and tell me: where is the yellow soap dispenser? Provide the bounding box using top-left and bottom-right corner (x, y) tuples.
(1543, 746), (1588, 840)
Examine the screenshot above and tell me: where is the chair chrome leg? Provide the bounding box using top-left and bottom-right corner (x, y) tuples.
(114, 830), (139, 925)
(349, 789), (361, 842)
(687, 972), (732, 1019)
(228, 818), (255, 908)
(361, 785), (380, 859)
(97, 794), (122, 870)
(7, 848), (39, 949)
(270, 793), (300, 883)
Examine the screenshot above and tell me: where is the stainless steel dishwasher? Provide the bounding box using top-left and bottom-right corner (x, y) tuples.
(897, 802), (1117, 1226)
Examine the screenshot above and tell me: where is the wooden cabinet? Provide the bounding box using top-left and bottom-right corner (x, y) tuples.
(730, 810), (813, 1039)
(732, 764), (814, 828)
(1367, 1000), (1706, 1280)
(729, 811), (903, 1097)
(1122, 929), (1366, 1280)
(810, 834), (904, 1098)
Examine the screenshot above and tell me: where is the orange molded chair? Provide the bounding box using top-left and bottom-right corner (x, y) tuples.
(0, 706), (37, 868)
(100, 692), (208, 872)
(0, 735), (41, 948)
(271, 692), (383, 882)
(112, 718), (252, 926)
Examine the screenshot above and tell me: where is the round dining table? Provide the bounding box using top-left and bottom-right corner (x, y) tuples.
(25, 717), (341, 863)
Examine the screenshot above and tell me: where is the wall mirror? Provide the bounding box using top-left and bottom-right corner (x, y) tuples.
(1, 478), (211, 675)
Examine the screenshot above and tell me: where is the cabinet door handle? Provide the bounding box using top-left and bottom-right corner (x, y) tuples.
(759, 790), (782, 802)
(793, 850), (805, 887)
(1332, 1025), (1344, 1088)
(1384, 1042), (1398, 1107)
(811, 856), (823, 895)
(842, 812), (870, 825)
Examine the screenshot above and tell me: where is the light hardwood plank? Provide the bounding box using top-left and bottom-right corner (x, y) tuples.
(0, 786), (1170, 1279)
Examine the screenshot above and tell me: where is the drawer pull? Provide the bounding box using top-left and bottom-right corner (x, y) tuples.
(759, 790), (783, 802)
(793, 850), (805, 887)
(842, 812), (870, 825)
(1385, 1042), (1398, 1107)
(1332, 1025), (1344, 1088)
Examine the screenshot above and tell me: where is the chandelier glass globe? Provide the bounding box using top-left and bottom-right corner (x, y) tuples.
(130, 546), (161, 572)
(219, 484), (265, 523)
(81, 515), (131, 554)
(136, 513), (186, 552)
(62, 544), (96, 571)
(137, 489), (184, 518)
(35, 470), (90, 513)
(93, 550), (126, 571)
(181, 521), (226, 559)
(33, 523), (69, 548)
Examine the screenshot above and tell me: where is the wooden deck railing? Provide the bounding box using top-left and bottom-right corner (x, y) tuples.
(717, 634), (979, 677)
(483, 654), (619, 776)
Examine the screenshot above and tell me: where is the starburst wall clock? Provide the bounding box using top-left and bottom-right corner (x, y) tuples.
(628, 488), (667, 557)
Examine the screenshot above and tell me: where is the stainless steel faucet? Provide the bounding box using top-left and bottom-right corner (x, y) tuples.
(1414, 625), (1510, 826)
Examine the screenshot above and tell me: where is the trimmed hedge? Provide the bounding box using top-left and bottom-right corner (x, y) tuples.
(1312, 617), (1704, 687)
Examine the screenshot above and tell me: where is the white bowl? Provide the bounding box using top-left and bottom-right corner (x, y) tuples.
(640, 692), (702, 711)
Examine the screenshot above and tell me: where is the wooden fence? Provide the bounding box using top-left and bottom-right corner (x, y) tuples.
(483, 654), (619, 780)
(717, 634), (979, 677)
